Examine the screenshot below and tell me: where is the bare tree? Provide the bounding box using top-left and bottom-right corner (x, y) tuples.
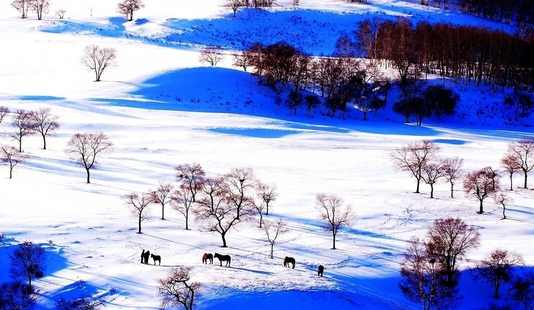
(175, 163), (205, 203)
(463, 167), (501, 214)
(10, 242), (46, 292)
(421, 159), (446, 198)
(117, 0), (145, 21)
(0, 281), (36, 310)
(494, 193), (512, 219)
(442, 157), (463, 198)
(315, 193), (356, 249)
(221, 167), (257, 220)
(150, 181), (174, 220)
(225, 0), (241, 17)
(29, 0), (50, 20)
(399, 237), (459, 310)
(0, 106), (10, 123)
(194, 177), (239, 247)
(256, 182), (278, 215)
(173, 163), (205, 229)
(1, 145), (29, 179)
(261, 219), (289, 259)
(501, 154), (522, 191)
(391, 140), (440, 193)
(426, 217), (481, 287)
(11, 0), (30, 18)
(251, 198), (267, 228)
(158, 267), (200, 310)
(123, 191), (153, 234)
(65, 132), (113, 183)
(30, 108), (60, 150)
(232, 50), (253, 72)
(507, 138), (534, 189)
(199, 46), (224, 67)
(171, 186), (195, 230)
(11, 109), (36, 152)
(81, 45), (117, 82)
(55, 9), (66, 19)
(475, 249), (524, 299)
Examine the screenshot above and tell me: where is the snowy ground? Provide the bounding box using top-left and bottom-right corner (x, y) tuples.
(0, 0), (533, 309)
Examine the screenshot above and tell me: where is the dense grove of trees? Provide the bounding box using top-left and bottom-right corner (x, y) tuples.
(356, 18), (534, 92)
(242, 41), (394, 119)
(417, 0), (534, 29)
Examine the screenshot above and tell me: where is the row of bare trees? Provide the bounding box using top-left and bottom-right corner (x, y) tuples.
(0, 106), (116, 184)
(418, 0), (534, 28)
(400, 217), (533, 310)
(391, 138), (534, 215)
(11, 0), (50, 20)
(0, 107), (60, 178)
(11, 0), (145, 21)
(123, 165), (279, 246)
(355, 18), (534, 92)
(124, 163), (357, 250)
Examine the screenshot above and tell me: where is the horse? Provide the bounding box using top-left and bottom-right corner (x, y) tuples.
(318, 265), (324, 277)
(202, 253), (213, 265)
(142, 250), (151, 265)
(214, 253), (231, 267)
(283, 256), (295, 269)
(151, 253), (161, 265)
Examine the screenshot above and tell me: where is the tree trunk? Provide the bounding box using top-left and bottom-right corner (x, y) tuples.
(478, 199), (484, 214)
(42, 134), (47, 150)
(138, 214), (142, 234)
(430, 183), (434, 198)
(332, 232), (336, 249)
(450, 182), (455, 198)
(221, 232), (227, 247)
(509, 174), (513, 191)
(524, 170), (528, 189)
(161, 204), (165, 220)
(85, 168), (91, 183)
(185, 213), (189, 230)
(270, 244), (274, 259)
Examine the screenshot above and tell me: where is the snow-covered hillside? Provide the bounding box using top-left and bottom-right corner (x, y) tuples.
(0, 0), (533, 309)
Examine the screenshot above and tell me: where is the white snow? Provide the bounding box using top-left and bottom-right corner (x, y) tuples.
(0, 0), (533, 309)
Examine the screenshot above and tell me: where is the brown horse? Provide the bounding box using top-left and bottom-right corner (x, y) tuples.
(214, 253), (231, 267)
(318, 265), (324, 277)
(202, 253), (213, 264)
(283, 256), (295, 269)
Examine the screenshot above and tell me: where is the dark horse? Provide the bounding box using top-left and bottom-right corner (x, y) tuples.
(283, 256), (295, 269)
(214, 253), (231, 267)
(151, 253), (161, 265)
(318, 265), (324, 277)
(202, 253), (213, 265)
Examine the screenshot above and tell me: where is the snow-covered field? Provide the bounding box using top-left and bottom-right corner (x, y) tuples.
(0, 0), (533, 309)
